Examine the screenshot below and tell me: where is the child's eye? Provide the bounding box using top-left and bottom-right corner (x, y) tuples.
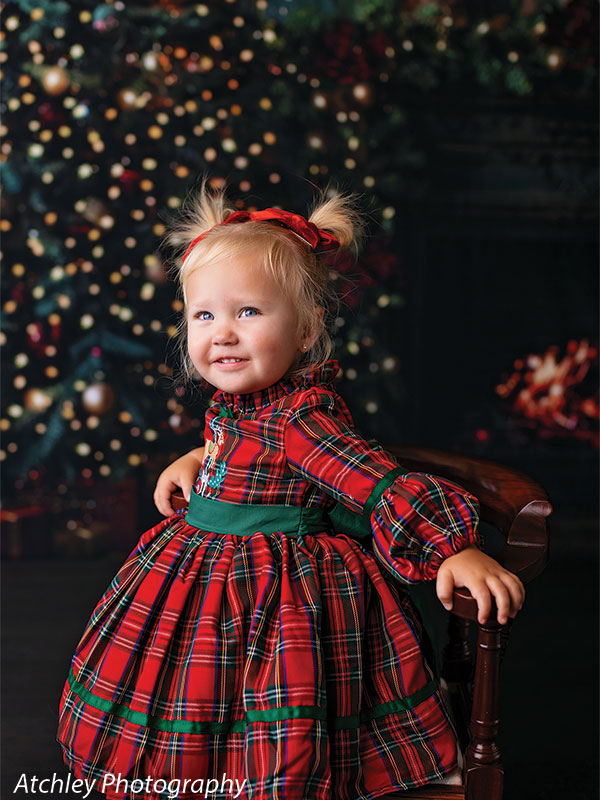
(194, 311), (213, 321)
(240, 307), (259, 317)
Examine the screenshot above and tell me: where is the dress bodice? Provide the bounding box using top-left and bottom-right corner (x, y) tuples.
(193, 360), (378, 510)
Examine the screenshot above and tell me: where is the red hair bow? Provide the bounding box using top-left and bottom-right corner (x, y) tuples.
(181, 208), (340, 264)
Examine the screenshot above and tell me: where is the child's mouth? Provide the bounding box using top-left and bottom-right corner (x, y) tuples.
(214, 358), (249, 369)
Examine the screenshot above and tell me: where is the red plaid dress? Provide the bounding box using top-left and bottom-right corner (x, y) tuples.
(57, 360), (481, 800)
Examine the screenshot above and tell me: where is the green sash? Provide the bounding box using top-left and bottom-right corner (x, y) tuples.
(185, 465), (408, 540)
(185, 491), (330, 537)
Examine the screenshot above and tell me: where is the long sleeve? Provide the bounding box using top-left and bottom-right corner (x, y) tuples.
(284, 390), (481, 584)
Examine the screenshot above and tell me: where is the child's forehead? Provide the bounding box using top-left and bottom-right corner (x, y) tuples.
(184, 256), (284, 302)
(187, 254), (270, 282)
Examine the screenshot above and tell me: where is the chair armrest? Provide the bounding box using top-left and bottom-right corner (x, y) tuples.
(384, 446), (552, 622)
(171, 492), (188, 512)
(451, 529), (550, 622)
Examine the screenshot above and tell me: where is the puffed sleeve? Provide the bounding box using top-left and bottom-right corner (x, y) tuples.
(284, 390), (481, 584)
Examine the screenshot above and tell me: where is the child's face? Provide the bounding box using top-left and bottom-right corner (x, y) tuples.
(185, 251), (305, 395)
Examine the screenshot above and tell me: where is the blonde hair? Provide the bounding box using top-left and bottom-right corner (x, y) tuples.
(161, 180), (364, 389)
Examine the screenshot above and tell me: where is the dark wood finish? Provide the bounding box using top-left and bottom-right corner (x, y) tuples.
(385, 446), (551, 800)
(171, 493), (189, 512)
(442, 615), (473, 756)
(170, 445), (552, 799)
(464, 621), (503, 800)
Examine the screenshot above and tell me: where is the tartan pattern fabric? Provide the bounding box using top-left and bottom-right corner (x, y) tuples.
(57, 360), (481, 800)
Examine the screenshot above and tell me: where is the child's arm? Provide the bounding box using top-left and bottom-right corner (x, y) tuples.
(285, 398), (481, 583)
(436, 546), (525, 625)
(285, 394), (525, 625)
(153, 446), (205, 517)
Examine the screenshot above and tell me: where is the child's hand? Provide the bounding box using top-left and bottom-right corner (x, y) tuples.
(436, 545), (525, 626)
(153, 446), (205, 517)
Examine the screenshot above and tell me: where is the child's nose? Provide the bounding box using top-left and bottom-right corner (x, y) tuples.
(212, 322), (239, 346)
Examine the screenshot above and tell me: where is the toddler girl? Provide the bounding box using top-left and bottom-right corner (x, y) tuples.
(57, 183), (524, 800)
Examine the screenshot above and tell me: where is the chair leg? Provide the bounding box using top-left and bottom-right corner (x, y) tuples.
(465, 621), (504, 800)
(442, 614), (473, 683)
(441, 614), (473, 755)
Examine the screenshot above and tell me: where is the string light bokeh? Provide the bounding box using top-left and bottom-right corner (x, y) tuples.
(1, 0), (597, 505)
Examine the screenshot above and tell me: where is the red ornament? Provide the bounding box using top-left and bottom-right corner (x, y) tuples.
(367, 30), (392, 58)
(38, 102), (61, 123)
(26, 322), (46, 356)
(49, 318), (62, 343)
(314, 22), (376, 85)
(119, 169), (141, 193)
(12, 282), (26, 304)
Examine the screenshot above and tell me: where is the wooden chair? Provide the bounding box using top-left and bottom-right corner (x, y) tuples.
(382, 446), (551, 800)
(172, 445), (551, 800)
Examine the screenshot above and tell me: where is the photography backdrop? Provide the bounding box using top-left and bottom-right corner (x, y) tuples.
(1, 0), (597, 548)
(1, 3), (598, 800)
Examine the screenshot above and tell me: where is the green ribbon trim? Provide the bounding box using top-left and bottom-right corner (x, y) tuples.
(185, 492), (329, 538)
(328, 466), (408, 540)
(331, 679), (439, 729)
(67, 669), (437, 734)
(363, 466), (407, 520)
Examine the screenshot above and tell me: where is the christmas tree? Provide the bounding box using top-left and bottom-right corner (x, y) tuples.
(2, 0), (596, 507)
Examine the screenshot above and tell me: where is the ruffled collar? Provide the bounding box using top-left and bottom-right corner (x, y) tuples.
(212, 359), (340, 415)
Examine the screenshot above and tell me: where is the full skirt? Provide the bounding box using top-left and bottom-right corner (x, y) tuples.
(57, 511), (459, 800)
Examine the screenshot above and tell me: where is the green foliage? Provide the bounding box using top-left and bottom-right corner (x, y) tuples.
(1, 0), (595, 497)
